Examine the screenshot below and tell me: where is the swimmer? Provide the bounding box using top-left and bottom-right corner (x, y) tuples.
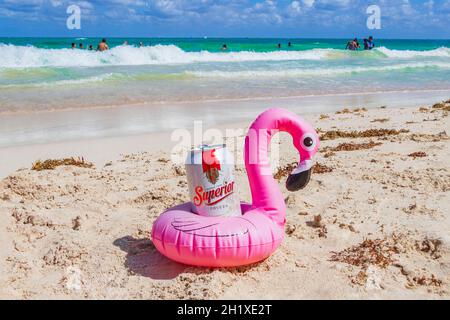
(88, 45), (93, 51)
(346, 38), (359, 51)
(79, 43), (84, 49)
(277, 43), (281, 49)
(71, 43), (76, 49)
(367, 36), (375, 50)
(221, 44), (228, 51)
(97, 38), (109, 52)
(139, 42), (144, 47)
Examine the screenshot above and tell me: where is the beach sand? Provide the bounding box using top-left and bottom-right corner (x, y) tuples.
(0, 101), (449, 299)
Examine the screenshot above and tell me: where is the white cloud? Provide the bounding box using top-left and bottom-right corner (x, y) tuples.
(289, 1), (301, 14)
(302, 0), (315, 8)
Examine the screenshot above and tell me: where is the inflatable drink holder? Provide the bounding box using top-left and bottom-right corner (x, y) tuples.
(152, 108), (319, 267)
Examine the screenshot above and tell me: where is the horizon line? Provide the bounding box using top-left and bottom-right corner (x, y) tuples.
(0, 36), (449, 41)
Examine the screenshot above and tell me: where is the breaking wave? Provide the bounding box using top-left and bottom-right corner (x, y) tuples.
(0, 44), (449, 68)
(188, 62), (450, 78)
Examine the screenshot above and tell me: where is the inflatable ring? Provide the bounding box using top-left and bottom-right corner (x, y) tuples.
(152, 108), (320, 267)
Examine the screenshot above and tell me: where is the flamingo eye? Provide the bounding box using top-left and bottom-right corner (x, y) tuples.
(304, 137), (313, 147)
(301, 133), (316, 151)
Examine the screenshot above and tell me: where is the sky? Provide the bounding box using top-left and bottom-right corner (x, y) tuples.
(0, 0), (449, 38)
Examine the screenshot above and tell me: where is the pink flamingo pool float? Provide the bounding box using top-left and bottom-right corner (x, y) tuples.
(152, 108), (319, 267)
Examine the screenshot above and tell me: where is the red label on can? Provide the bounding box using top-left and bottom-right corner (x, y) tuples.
(202, 148), (221, 185)
(186, 145), (242, 217)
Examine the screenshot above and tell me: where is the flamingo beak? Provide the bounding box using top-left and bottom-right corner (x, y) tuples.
(286, 160), (314, 192)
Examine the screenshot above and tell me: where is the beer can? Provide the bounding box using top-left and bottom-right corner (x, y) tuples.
(186, 144), (242, 217)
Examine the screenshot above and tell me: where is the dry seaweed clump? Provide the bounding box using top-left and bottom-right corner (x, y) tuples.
(429, 101), (450, 115)
(330, 239), (398, 269)
(313, 163), (333, 174)
(408, 152), (427, 159)
(320, 129), (409, 141)
(335, 107), (367, 114)
(32, 157), (94, 171)
(326, 141), (382, 152)
(335, 108), (352, 115)
(432, 101), (450, 111)
(274, 163), (297, 181)
(412, 275), (443, 287)
(371, 118), (390, 123)
(274, 162), (333, 180)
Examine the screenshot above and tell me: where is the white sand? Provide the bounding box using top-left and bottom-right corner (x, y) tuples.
(0, 101), (449, 299)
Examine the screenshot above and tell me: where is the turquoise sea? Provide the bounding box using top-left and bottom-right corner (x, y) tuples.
(0, 37), (449, 113)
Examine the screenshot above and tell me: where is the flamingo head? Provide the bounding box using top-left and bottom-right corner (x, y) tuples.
(286, 119), (320, 192)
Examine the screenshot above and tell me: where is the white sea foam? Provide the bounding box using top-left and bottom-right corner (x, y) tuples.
(188, 62), (450, 78)
(0, 73), (115, 88)
(1, 44), (448, 68)
(0, 44), (332, 68)
(375, 46), (450, 58)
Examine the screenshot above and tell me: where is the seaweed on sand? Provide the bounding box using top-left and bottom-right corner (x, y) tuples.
(320, 129), (409, 141)
(431, 101), (450, 112)
(274, 162), (333, 180)
(313, 163), (333, 174)
(32, 157), (94, 171)
(408, 152), (427, 159)
(330, 239), (398, 269)
(371, 118), (390, 123)
(325, 141), (382, 152)
(412, 275), (443, 287)
(335, 107), (367, 115)
(335, 108), (352, 115)
(432, 103), (445, 109)
(274, 163), (297, 181)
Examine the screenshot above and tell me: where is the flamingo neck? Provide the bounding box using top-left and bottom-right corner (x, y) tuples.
(244, 122), (287, 226)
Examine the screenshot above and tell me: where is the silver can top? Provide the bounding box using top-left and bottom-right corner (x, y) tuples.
(186, 144), (234, 165)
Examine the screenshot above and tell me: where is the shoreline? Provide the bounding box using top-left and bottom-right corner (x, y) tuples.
(1, 89), (449, 147)
(1, 88), (450, 117)
(1, 91), (449, 178)
(0, 100), (449, 299)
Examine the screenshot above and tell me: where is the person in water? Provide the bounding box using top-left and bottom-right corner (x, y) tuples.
(71, 43), (76, 49)
(79, 43), (84, 49)
(363, 36), (375, 50)
(367, 36), (375, 50)
(277, 43), (281, 49)
(346, 38), (360, 51)
(97, 38), (109, 52)
(345, 39), (355, 50)
(288, 42), (292, 47)
(88, 45), (93, 51)
(363, 38), (369, 50)
(221, 44), (228, 51)
(139, 42), (144, 47)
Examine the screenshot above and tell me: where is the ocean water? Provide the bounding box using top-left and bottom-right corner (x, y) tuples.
(0, 38), (449, 114)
